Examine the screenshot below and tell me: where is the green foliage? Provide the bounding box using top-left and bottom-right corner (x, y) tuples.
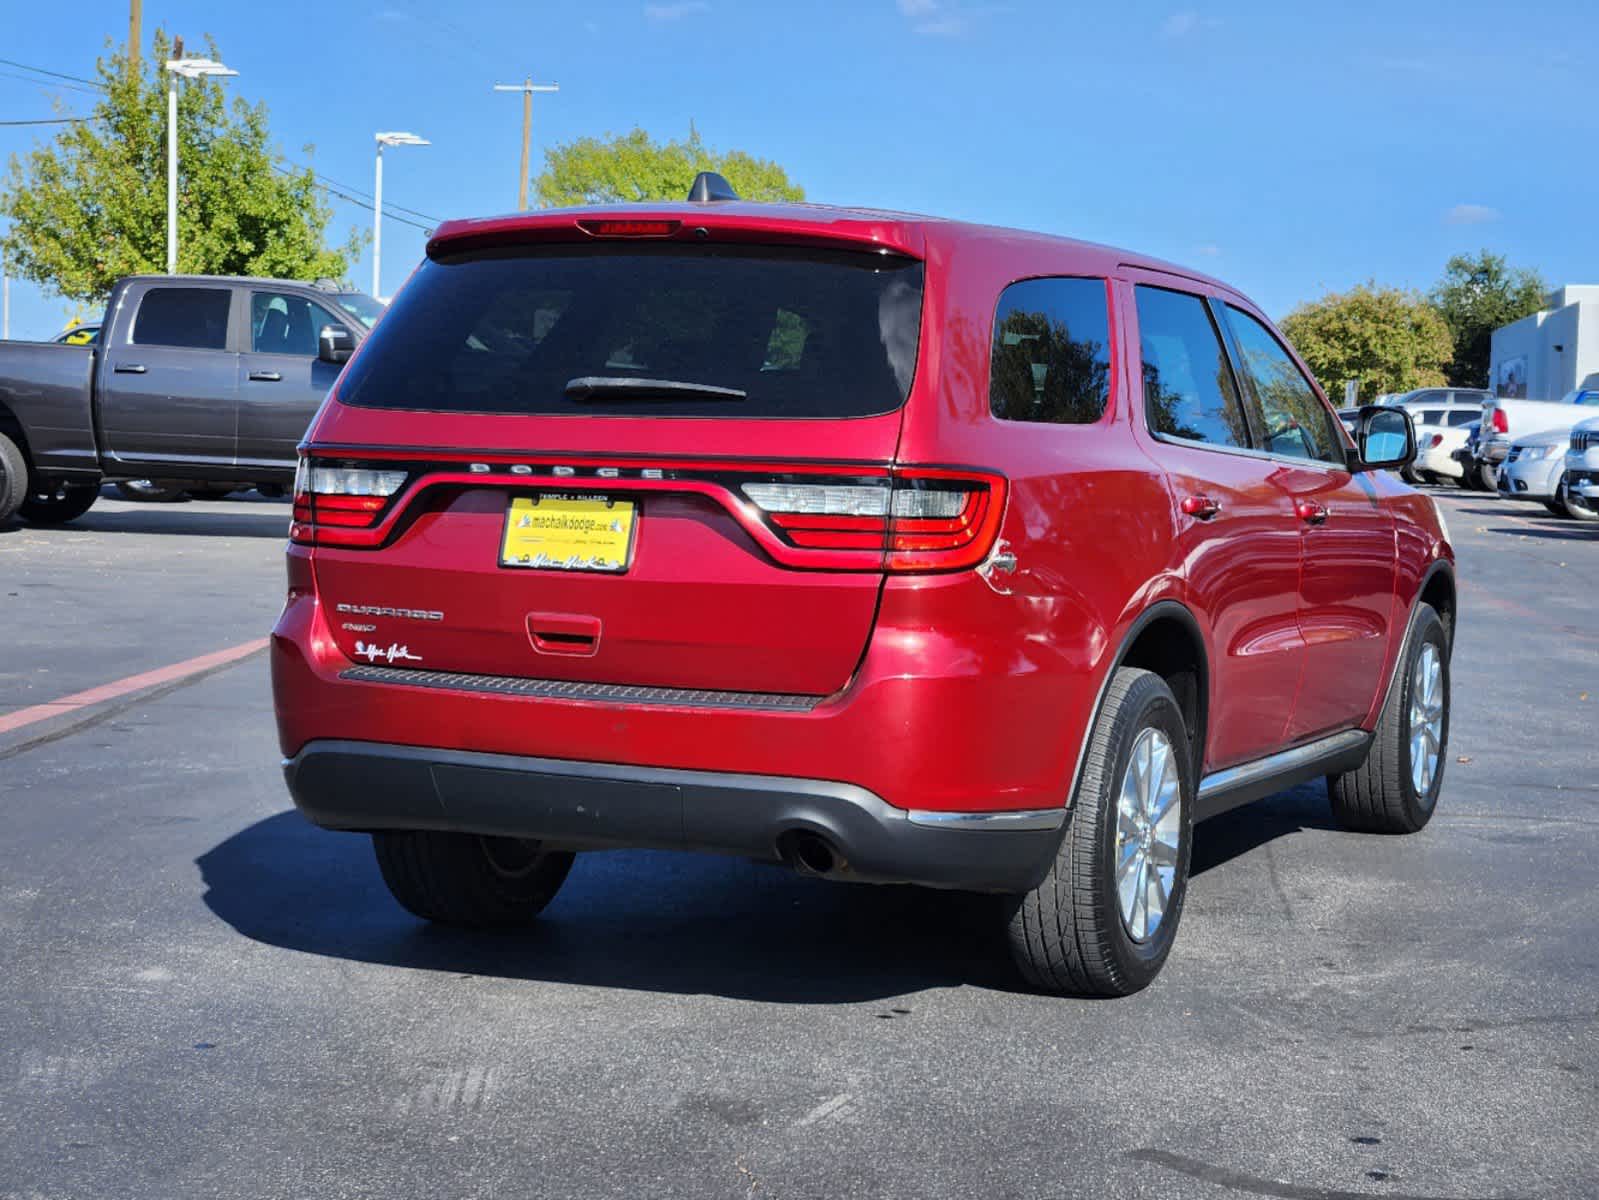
(1279, 283), (1454, 406)
(534, 127), (804, 208)
(1430, 251), (1546, 388)
(0, 32), (358, 304)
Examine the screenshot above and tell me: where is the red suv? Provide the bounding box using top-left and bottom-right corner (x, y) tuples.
(271, 176), (1455, 996)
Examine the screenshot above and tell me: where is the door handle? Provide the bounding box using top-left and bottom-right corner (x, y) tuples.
(1296, 501), (1330, 526)
(1181, 495), (1221, 520)
(248, 370), (283, 382)
(112, 363), (147, 374)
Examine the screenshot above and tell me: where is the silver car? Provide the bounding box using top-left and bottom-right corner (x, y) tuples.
(1566, 414), (1599, 513)
(1501, 426), (1597, 519)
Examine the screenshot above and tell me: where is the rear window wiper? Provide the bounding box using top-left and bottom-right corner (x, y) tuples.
(564, 376), (748, 403)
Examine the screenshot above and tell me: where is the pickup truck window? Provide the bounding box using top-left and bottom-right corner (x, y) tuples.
(251, 292), (343, 357)
(131, 288), (231, 350)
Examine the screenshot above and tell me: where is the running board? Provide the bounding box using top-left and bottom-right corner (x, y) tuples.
(1195, 729), (1371, 821)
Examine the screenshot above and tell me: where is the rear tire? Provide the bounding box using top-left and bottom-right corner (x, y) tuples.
(1476, 461), (1498, 491)
(372, 831), (574, 928)
(1007, 668), (1194, 996)
(19, 481), (98, 525)
(1543, 499), (1569, 518)
(0, 432), (27, 525)
(1328, 604), (1449, 834)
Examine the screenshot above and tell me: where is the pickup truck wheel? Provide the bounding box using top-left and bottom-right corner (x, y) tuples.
(1007, 667), (1193, 997)
(372, 831), (574, 928)
(0, 433), (27, 524)
(19, 481), (98, 525)
(114, 480), (189, 503)
(1328, 604), (1449, 834)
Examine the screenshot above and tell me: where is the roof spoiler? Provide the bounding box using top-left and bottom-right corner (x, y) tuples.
(687, 171), (739, 203)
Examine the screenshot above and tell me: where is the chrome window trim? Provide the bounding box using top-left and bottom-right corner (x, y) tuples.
(1146, 429), (1353, 475)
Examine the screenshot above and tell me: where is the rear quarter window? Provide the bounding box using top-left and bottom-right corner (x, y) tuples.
(989, 277), (1112, 424)
(336, 245), (925, 419)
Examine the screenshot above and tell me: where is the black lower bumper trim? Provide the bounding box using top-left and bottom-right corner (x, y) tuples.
(283, 740), (1062, 893)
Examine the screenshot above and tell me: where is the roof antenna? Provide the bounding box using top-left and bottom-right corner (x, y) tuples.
(687, 171), (738, 203)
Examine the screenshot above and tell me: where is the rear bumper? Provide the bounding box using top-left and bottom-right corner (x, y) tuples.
(284, 739), (1063, 892)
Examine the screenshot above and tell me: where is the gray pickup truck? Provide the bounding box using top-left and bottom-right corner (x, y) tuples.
(0, 274), (380, 525)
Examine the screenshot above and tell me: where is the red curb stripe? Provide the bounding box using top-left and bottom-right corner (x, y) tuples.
(0, 638), (269, 736)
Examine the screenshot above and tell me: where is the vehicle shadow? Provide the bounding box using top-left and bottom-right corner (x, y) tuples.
(197, 810), (1021, 1003)
(1484, 525), (1599, 541)
(199, 786), (1337, 1002)
(5, 506), (291, 540)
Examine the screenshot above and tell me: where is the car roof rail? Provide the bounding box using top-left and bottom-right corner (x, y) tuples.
(687, 171), (739, 203)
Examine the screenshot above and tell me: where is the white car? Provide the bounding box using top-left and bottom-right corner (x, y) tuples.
(1499, 426), (1597, 519)
(1565, 414), (1599, 512)
(1414, 422), (1472, 482)
(1478, 388), (1599, 486)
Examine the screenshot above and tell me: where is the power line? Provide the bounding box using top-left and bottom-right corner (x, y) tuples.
(277, 157), (440, 225)
(0, 117), (99, 126)
(273, 164), (433, 233)
(0, 68), (105, 96)
(0, 57), (103, 89)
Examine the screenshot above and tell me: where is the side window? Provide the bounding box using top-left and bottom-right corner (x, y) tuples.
(1225, 306), (1341, 464)
(989, 277), (1112, 424)
(1420, 408), (1447, 426)
(1447, 409), (1478, 427)
(130, 288), (231, 350)
(252, 292), (344, 357)
(1135, 286), (1250, 448)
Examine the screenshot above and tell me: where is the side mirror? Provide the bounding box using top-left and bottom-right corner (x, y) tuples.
(1349, 404), (1415, 472)
(318, 324), (354, 365)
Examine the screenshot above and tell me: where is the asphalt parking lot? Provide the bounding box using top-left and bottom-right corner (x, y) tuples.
(1, 488), (1595, 1200)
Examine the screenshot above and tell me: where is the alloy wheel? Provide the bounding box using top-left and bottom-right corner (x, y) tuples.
(1408, 643), (1444, 799)
(1115, 727), (1182, 942)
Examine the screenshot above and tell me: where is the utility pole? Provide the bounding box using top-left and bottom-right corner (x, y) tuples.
(492, 76), (558, 210)
(128, 0), (142, 77)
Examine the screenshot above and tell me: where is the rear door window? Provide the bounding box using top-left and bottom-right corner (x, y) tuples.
(1224, 306), (1342, 464)
(989, 277), (1111, 424)
(336, 245), (925, 418)
(1447, 409), (1477, 426)
(130, 287), (232, 350)
(1135, 286), (1250, 449)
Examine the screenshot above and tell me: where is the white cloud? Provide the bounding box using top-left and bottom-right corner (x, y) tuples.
(645, 1), (709, 21)
(894, 0), (979, 36)
(1444, 203), (1501, 225)
(897, 0), (939, 12)
(1162, 10), (1218, 37)
(1194, 243), (1222, 258)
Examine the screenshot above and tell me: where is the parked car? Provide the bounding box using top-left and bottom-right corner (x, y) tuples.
(1565, 414), (1599, 512)
(1397, 400), (1481, 484)
(1496, 428), (1596, 519)
(1414, 421), (1472, 484)
(0, 275), (377, 526)
(52, 322), (101, 346)
(271, 175), (1455, 998)
(1473, 387), (1599, 491)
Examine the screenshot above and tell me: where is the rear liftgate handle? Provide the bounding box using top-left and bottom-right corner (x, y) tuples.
(526, 612), (601, 657)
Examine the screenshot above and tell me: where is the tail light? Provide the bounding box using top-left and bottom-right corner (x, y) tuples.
(290, 458), (410, 545)
(740, 468), (1006, 572)
(1427, 433), (1444, 449)
(1492, 408), (1509, 434)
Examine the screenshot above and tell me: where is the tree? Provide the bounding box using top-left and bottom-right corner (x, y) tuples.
(0, 32), (357, 304)
(1430, 251), (1546, 388)
(1278, 284), (1454, 406)
(534, 127), (804, 208)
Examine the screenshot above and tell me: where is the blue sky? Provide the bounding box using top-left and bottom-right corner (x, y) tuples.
(3, 0), (1595, 338)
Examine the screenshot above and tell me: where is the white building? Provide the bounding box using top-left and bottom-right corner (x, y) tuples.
(1489, 285), (1599, 401)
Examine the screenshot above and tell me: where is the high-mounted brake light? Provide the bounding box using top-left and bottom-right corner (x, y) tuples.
(577, 219), (682, 239)
(290, 458), (410, 545)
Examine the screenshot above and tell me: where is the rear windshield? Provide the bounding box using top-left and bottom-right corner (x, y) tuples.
(337, 244), (925, 418)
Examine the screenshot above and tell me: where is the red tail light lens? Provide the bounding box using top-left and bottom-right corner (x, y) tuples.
(740, 469), (1006, 572)
(290, 458), (410, 545)
(1492, 408), (1509, 434)
(1428, 433), (1444, 448)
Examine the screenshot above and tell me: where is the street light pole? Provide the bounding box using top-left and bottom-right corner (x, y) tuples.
(371, 133), (429, 301)
(492, 77), (559, 210)
(164, 56), (237, 275)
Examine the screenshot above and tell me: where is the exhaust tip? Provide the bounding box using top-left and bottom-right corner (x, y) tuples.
(780, 830), (840, 877)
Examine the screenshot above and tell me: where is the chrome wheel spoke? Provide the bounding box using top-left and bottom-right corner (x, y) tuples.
(1115, 726), (1183, 943)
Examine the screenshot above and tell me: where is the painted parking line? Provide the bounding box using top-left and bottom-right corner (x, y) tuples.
(0, 638), (270, 737)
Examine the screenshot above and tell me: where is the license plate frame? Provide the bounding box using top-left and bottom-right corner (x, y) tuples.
(499, 493), (638, 573)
